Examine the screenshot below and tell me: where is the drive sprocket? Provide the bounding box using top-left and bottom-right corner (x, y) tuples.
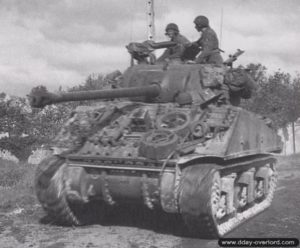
(178, 164), (221, 238)
(178, 158), (277, 238)
(36, 155), (109, 225)
(35, 155), (80, 225)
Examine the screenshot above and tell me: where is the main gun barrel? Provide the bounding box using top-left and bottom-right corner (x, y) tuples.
(29, 84), (161, 108)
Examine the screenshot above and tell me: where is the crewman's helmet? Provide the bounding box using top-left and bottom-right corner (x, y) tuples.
(194, 16), (209, 30)
(165, 23), (179, 34)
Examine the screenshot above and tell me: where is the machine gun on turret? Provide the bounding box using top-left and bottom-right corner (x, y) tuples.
(224, 49), (245, 67)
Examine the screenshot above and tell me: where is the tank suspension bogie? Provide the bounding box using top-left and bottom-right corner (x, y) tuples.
(179, 157), (278, 238)
(215, 173), (237, 219)
(255, 166), (271, 199)
(213, 161), (277, 237)
(236, 168), (256, 206)
(235, 184), (248, 208)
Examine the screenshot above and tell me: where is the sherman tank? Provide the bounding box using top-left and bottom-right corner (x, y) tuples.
(29, 41), (282, 238)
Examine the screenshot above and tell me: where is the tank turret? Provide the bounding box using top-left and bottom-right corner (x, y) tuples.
(29, 48), (253, 110)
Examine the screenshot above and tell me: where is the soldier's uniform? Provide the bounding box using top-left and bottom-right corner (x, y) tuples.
(193, 16), (223, 65)
(157, 23), (191, 63)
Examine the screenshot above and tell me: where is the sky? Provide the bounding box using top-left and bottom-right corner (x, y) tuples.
(0, 0), (299, 96)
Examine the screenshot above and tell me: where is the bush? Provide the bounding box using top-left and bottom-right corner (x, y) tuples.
(276, 153), (300, 170)
(0, 74), (107, 161)
(0, 159), (27, 187)
(0, 159), (36, 209)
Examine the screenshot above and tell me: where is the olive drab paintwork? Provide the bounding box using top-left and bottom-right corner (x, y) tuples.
(30, 41), (282, 238)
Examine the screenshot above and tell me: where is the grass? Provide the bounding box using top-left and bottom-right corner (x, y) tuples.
(276, 153), (300, 170)
(0, 159), (26, 187)
(0, 159), (37, 211)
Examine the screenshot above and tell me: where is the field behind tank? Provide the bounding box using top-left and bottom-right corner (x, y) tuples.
(0, 160), (37, 210)
(0, 154), (299, 248)
(277, 153), (300, 169)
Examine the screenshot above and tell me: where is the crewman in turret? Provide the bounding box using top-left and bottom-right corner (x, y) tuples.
(157, 23), (191, 63)
(193, 16), (223, 65)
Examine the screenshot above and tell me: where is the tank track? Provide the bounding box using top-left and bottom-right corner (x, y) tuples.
(178, 156), (277, 238)
(35, 155), (277, 238)
(35, 155), (80, 225)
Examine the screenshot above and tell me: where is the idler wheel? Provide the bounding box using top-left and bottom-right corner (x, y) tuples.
(139, 129), (179, 160)
(157, 111), (190, 137)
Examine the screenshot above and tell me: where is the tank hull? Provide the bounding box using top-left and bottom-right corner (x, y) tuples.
(34, 64), (282, 238)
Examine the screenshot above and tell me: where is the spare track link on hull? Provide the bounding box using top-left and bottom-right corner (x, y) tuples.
(178, 156), (277, 238)
(35, 155), (80, 225)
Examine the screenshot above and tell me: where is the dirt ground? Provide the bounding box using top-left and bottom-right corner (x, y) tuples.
(0, 164), (299, 248)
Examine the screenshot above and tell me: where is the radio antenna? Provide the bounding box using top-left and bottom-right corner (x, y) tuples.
(219, 7), (223, 48)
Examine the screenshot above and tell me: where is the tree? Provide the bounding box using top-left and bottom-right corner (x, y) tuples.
(0, 97), (36, 161)
(289, 74), (300, 122)
(242, 63), (268, 86)
(241, 66), (300, 128)
(68, 74), (106, 92)
(0, 74), (107, 161)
